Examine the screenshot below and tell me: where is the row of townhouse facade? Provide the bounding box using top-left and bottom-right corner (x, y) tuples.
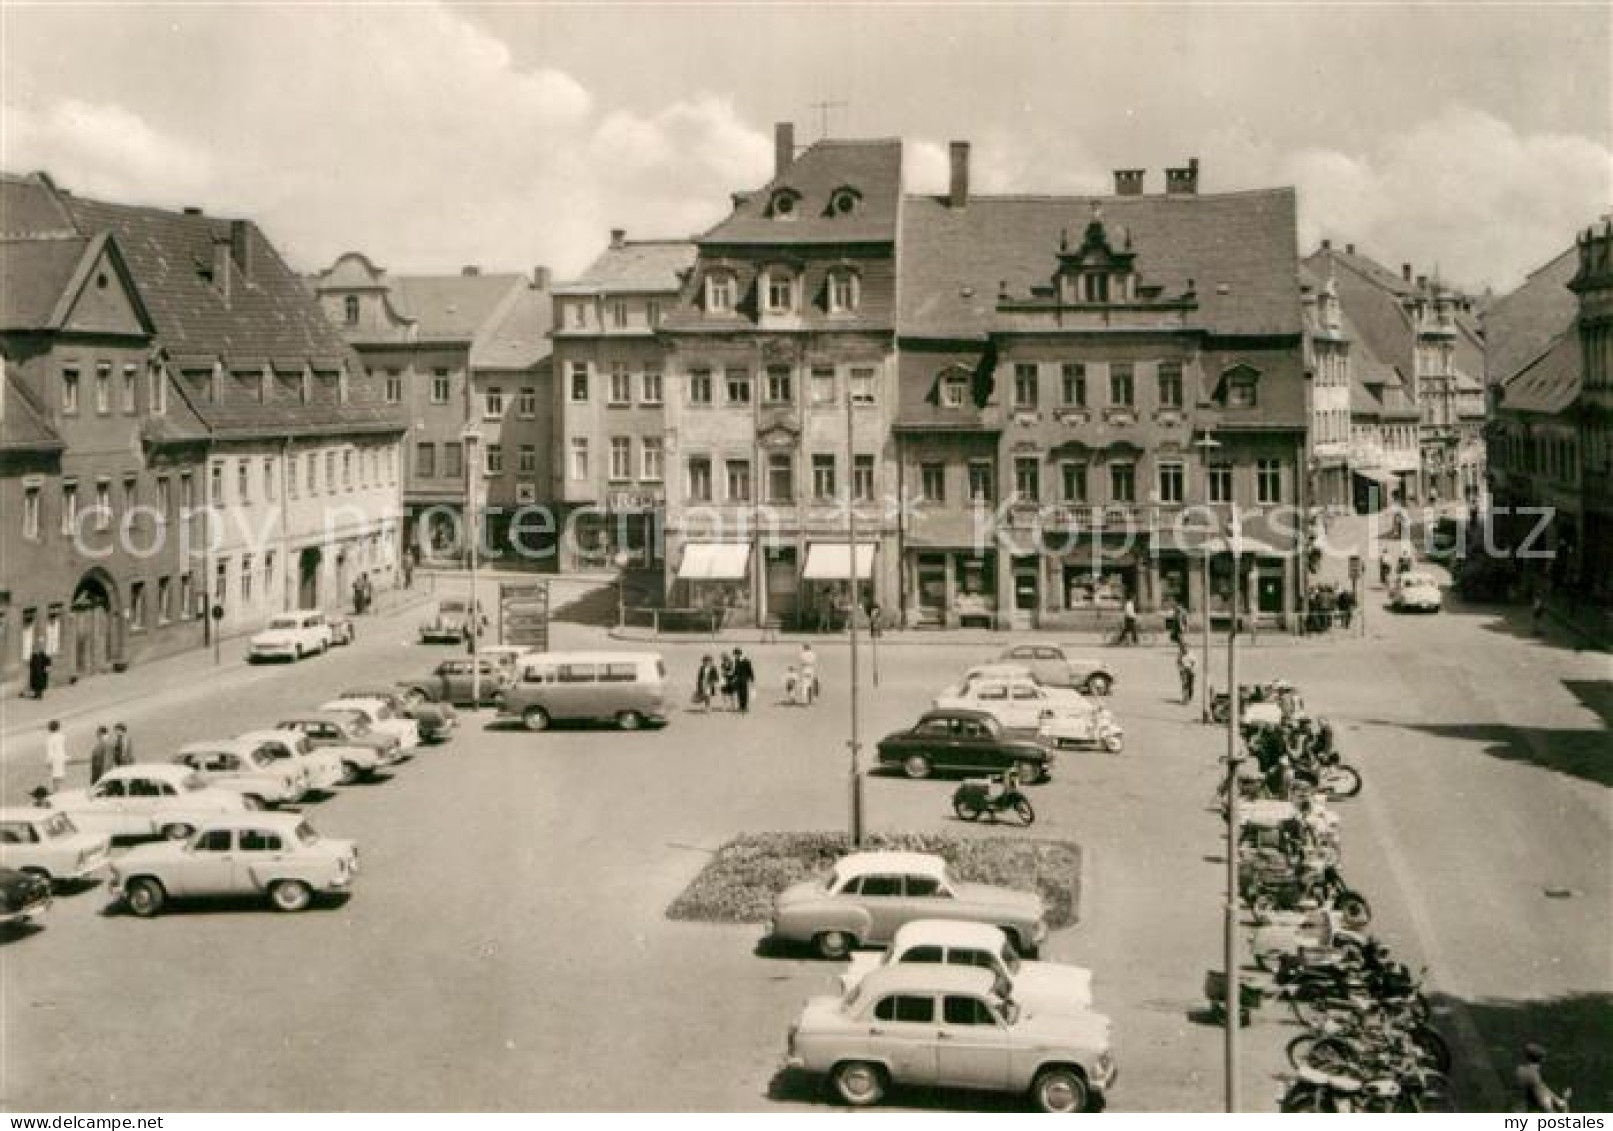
(0, 172), (405, 693)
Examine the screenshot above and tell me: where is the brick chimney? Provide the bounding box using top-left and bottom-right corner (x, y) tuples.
(1165, 157), (1199, 195)
(1346, 243), (1355, 255)
(461, 265), (481, 276)
(228, 220), (252, 281)
(949, 141), (971, 208)
(533, 265), (551, 290)
(1320, 239), (1331, 250)
(610, 228), (626, 249)
(1113, 169), (1145, 196)
(775, 122), (795, 178)
(1401, 263), (1412, 282)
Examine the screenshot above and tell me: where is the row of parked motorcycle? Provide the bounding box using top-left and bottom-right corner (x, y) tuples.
(1204, 681), (1457, 1112)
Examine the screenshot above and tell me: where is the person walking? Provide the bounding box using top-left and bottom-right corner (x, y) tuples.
(798, 643), (818, 705)
(1177, 646), (1197, 704)
(89, 725), (113, 785)
(718, 652), (736, 710)
(1118, 594), (1140, 645)
(45, 721), (67, 794)
(731, 648), (755, 714)
(27, 645), (51, 700)
(693, 655), (716, 712)
(112, 722), (134, 768)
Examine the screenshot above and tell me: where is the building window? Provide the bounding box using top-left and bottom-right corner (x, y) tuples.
(941, 372), (969, 408)
(569, 301), (587, 329)
(416, 443), (436, 478)
(214, 557), (229, 605)
(725, 368), (752, 405)
(22, 485), (40, 539)
(1061, 461), (1088, 503)
(686, 457), (713, 502)
(765, 366), (793, 404)
(852, 455), (876, 502)
(610, 437), (632, 481)
(706, 272), (735, 314)
(431, 369), (451, 403)
(129, 580), (147, 630)
(157, 577), (172, 625)
(149, 364), (167, 416)
(384, 370), (402, 404)
(210, 462), (224, 504)
(1109, 462), (1136, 503)
(518, 444), (537, 474)
(1014, 457), (1040, 502)
(61, 366), (81, 414)
(238, 460), (250, 504)
(239, 555), (253, 603)
(646, 300), (662, 327)
(569, 437), (588, 481)
(828, 269), (860, 314)
(1109, 363), (1134, 407)
(343, 295), (359, 325)
(920, 462), (946, 503)
(850, 367), (877, 405)
(725, 458), (752, 502)
(327, 450), (339, 488)
(1207, 464), (1232, 503)
(569, 362), (589, 402)
(1157, 461), (1185, 504)
(1158, 361), (1184, 409)
(766, 453), (794, 503)
(122, 364), (138, 413)
(485, 443), (503, 476)
(766, 272), (793, 313)
(60, 483), (78, 534)
(264, 551), (275, 597)
(688, 368), (713, 405)
(92, 481), (112, 530)
(968, 461), (994, 504)
(1061, 363), (1087, 408)
(641, 437), (664, 482)
(1257, 459), (1282, 503)
(1227, 371), (1259, 408)
(484, 386), (504, 418)
(517, 386), (537, 417)
(810, 367), (836, 406)
(611, 300), (629, 329)
(1013, 363), (1039, 408)
(1083, 273), (1111, 303)
(95, 362), (112, 413)
(812, 454), (838, 501)
(443, 442), (463, 480)
(609, 364), (632, 405)
(261, 458), (275, 502)
(180, 572), (194, 619)
(640, 369), (662, 405)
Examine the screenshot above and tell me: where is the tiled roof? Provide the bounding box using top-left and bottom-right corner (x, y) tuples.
(0, 236), (87, 330)
(470, 282), (553, 371)
(1202, 345), (1308, 428)
(1483, 246), (1578, 385)
(697, 139), (902, 246)
(0, 370), (63, 451)
(556, 240), (696, 294)
(0, 172), (77, 239)
(1500, 332), (1580, 416)
(900, 188), (1303, 339)
(391, 273), (528, 342)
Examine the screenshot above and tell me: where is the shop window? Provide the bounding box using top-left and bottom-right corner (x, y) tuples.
(1064, 564), (1133, 609)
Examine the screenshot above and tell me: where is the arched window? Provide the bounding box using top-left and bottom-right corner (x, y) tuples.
(705, 270), (736, 314)
(765, 269), (794, 314)
(343, 295), (359, 325)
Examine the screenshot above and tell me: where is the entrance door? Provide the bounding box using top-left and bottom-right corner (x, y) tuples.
(1011, 561), (1039, 630)
(915, 555), (946, 627)
(298, 548), (322, 609)
(765, 548), (798, 627)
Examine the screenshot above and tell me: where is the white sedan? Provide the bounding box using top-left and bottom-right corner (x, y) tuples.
(47, 765), (250, 840)
(318, 699), (420, 751)
(1392, 571), (1443, 613)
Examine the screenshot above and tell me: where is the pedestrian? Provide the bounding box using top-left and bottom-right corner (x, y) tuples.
(1177, 647), (1197, 704)
(693, 654), (716, 711)
(718, 652), (736, 710)
(1118, 594), (1140, 645)
(798, 643), (818, 705)
(45, 721), (67, 794)
(353, 577), (365, 616)
(1378, 548), (1391, 586)
(89, 725), (113, 784)
(731, 647), (755, 714)
(783, 665), (800, 706)
(1514, 1044), (1570, 1113)
(112, 722), (134, 767)
(27, 645), (51, 700)
(1336, 587), (1355, 629)
(868, 603), (883, 639)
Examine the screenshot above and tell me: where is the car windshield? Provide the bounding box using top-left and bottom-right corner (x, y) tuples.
(42, 813), (76, 838)
(294, 821), (319, 846)
(244, 749), (272, 769)
(267, 616), (300, 630)
(181, 772), (210, 792)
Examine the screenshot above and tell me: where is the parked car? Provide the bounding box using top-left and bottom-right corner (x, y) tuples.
(318, 698), (420, 750)
(1392, 571), (1443, 613)
(273, 711), (401, 771)
(400, 659), (512, 709)
(418, 599), (473, 644)
(235, 729), (348, 791)
(0, 866), (53, 927)
(0, 808), (112, 888)
(935, 670), (1123, 753)
(477, 644), (533, 673)
(997, 644), (1114, 695)
(247, 610), (332, 662)
(46, 764), (250, 840)
(499, 651), (668, 732)
(110, 813), (358, 917)
(769, 850), (1048, 959)
(336, 686), (457, 743)
(785, 964), (1115, 1112)
(173, 740), (309, 807)
(875, 709), (1054, 782)
(327, 614), (356, 645)
(838, 920), (1094, 1012)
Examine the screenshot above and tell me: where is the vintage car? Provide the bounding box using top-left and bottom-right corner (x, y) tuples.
(172, 740), (309, 807)
(400, 658), (513, 708)
(46, 764), (250, 840)
(336, 686), (457, 743)
(785, 964), (1116, 1112)
(770, 851), (1048, 960)
(247, 610), (332, 662)
(0, 866), (53, 927)
(273, 711), (402, 771)
(1392, 571), (1443, 613)
(936, 667), (1124, 753)
(477, 644), (533, 672)
(996, 644), (1114, 696)
(327, 614), (357, 646)
(838, 920), (1094, 1013)
(875, 709), (1054, 783)
(109, 813), (358, 917)
(235, 729), (348, 790)
(317, 698), (420, 750)
(0, 808), (112, 887)
(418, 599), (473, 644)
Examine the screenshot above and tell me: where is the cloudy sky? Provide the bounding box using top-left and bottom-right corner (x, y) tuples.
(3, 3), (1608, 292)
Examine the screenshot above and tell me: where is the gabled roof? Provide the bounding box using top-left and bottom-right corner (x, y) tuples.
(470, 282), (553, 371)
(1500, 332), (1580, 416)
(697, 139), (902, 246)
(0, 172), (78, 239)
(0, 236), (87, 330)
(0, 370), (63, 452)
(901, 188), (1302, 339)
(1483, 246), (1578, 385)
(556, 240), (696, 294)
(391, 273), (528, 342)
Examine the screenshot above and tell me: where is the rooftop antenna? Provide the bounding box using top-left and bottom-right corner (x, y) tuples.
(809, 100), (848, 140)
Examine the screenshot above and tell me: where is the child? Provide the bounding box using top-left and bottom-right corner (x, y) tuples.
(45, 720), (67, 794)
(783, 665), (800, 706)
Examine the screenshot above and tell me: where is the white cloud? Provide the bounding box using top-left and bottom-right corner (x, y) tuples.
(2, 99), (215, 206)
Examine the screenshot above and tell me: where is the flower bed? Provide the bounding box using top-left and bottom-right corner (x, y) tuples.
(666, 831), (1081, 929)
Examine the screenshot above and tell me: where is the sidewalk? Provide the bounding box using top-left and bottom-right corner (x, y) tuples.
(605, 622), (1374, 651)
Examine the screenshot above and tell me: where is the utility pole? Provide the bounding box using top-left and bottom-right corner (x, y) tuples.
(846, 382), (864, 846)
(1224, 545), (1243, 1113)
(464, 427), (482, 710)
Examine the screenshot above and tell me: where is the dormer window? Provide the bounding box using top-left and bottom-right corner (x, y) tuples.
(940, 370), (971, 408)
(769, 189), (801, 219)
(766, 270), (794, 314)
(828, 186), (862, 216)
(828, 268), (860, 314)
(1083, 274), (1111, 303)
(705, 271), (736, 315)
(343, 295), (359, 326)
(1221, 365), (1260, 408)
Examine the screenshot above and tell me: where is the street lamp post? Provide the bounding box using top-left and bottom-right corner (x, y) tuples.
(846, 381), (864, 846)
(1193, 430), (1221, 724)
(1223, 540), (1244, 1113)
(463, 428), (482, 710)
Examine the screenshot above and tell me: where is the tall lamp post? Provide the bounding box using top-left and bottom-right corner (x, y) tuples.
(1223, 531), (1244, 1113)
(1193, 429), (1221, 724)
(845, 378), (864, 847)
(462, 428), (482, 710)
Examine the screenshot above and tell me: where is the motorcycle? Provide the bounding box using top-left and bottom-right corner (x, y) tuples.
(1242, 860), (1372, 928)
(1280, 1065), (1453, 1112)
(952, 777), (1035, 826)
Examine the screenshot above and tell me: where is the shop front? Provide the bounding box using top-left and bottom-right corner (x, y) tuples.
(906, 548), (998, 629)
(671, 541), (753, 626)
(800, 541), (878, 631)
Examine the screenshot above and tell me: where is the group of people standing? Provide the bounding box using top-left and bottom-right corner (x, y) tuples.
(351, 571), (375, 616)
(692, 649), (758, 713)
(43, 719), (134, 794)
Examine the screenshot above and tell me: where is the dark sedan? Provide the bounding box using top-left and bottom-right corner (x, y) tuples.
(875, 708), (1054, 783)
(0, 866), (53, 928)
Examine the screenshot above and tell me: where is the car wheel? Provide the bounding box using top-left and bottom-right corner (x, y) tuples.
(269, 879), (314, 913)
(953, 795), (984, 821)
(902, 754), (932, 780)
(830, 1061), (887, 1107)
(1335, 890), (1372, 930)
(1086, 674), (1112, 696)
(616, 711), (644, 732)
(20, 866), (53, 889)
(523, 707), (551, 733)
(125, 877), (166, 918)
(1013, 798), (1036, 826)
(1014, 760), (1042, 785)
(1031, 1066), (1089, 1113)
(339, 761), (360, 786)
(814, 930), (854, 960)
(161, 822), (194, 841)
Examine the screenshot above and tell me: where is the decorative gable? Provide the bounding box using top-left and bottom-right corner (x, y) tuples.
(57, 237), (152, 339)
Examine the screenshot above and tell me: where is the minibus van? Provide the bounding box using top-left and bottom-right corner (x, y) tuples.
(500, 652), (668, 731)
